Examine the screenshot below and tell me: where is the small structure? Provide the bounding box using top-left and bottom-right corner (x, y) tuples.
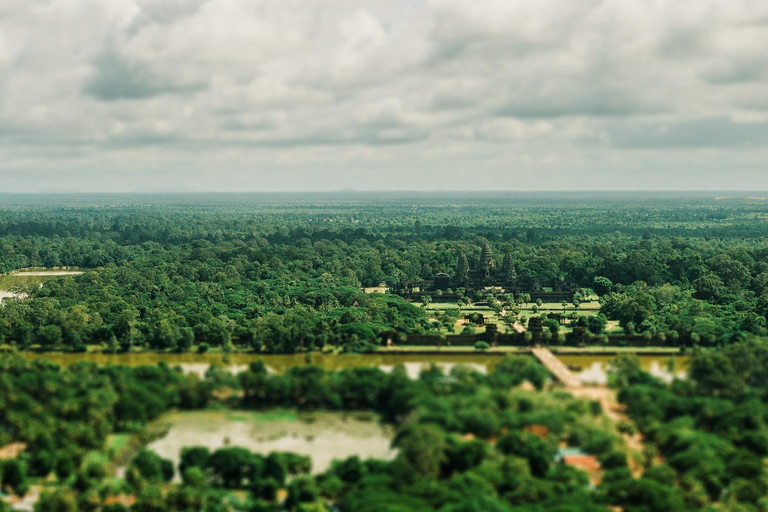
(104, 495), (137, 507)
(524, 425), (550, 439)
(556, 447), (602, 486)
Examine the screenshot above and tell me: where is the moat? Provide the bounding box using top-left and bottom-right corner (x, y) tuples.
(18, 351), (689, 384)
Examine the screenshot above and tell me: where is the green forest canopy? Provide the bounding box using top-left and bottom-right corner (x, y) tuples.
(0, 193), (767, 351)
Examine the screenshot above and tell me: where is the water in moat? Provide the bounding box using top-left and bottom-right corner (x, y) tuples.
(18, 351), (689, 383)
(145, 410), (396, 478)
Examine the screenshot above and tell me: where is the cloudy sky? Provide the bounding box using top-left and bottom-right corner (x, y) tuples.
(2, 0), (768, 192)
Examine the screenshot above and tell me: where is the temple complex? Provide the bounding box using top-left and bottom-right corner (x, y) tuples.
(394, 242), (576, 302)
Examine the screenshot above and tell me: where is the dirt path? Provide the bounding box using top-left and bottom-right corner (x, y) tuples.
(568, 385), (645, 476)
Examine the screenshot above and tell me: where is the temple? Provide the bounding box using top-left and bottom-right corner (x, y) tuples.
(394, 242), (575, 302)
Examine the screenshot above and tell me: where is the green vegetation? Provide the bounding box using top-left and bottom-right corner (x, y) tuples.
(2, 341), (768, 510)
(0, 193), (766, 353)
(613, 339), (768, 510)
(1, 354), (619, 511)
(0, 356), (212, 477)
(1, 193), (768, 509)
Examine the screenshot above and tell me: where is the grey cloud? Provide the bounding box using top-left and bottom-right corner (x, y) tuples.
(136, 0), (210, 25)
(82, 40), (207, 101)
(701, 56), (768, 84)
(219, 112), (430, 147)
(102, 132), (184, 149)
(220, 118), (276, 132)
(733, 91), (768, 111)
(126, 0), (211, 35)
(656, 27), (712, 60)
(242, 128), (430, 147)
(497, 90), (661, 119)
(609, 117), (768, 148)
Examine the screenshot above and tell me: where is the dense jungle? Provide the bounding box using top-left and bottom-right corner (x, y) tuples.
(1, 192), (767, 352)
(1, 192), (768, 511)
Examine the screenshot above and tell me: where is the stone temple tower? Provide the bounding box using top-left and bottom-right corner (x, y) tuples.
(480, 242), (492, 278)
(501, 254), (516, 280)
(456, 253), (469, 278)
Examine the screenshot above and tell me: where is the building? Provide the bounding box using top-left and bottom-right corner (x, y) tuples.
(556, 447), (602, 486)
(394, 241), (576, 302)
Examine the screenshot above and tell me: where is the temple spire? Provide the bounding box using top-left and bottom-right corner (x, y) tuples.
(480, 242), (491, 270)
(502, 253), (516, 279)
(456, 252), (469, 279)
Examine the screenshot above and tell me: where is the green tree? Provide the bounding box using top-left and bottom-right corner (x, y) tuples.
(130, 449), (173, 484)
(393, 424), (447, 480)
(593, 276), (613, 296)
(34, 490), (78, 512)
(2, 459), (29, 496)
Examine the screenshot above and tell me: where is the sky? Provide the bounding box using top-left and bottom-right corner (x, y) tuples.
(2, 0), (768, 193)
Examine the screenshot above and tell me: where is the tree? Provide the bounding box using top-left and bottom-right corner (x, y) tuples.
(285, 476), (320, 509)
(100, 333), (116, 354)
(133, 485), (166, 512)
(129, 449), (173, 485)
(178, 327), (195, 353)
(182, 466), (206, 488)
(35, 490), (78, 512)
(2, 459), (29, 496)
(692, 274), (724, 301)
(593, 276), (613, 296)
(180, 446), (210, 477)
(393, 425), (447, 480)
(496, 432), (556, 478)
(38, 324), (63, 349)
(441, 496), (514, 512)
(208, 447), (261, 488)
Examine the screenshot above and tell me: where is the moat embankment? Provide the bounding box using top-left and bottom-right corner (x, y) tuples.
(16, 349), (689, 384)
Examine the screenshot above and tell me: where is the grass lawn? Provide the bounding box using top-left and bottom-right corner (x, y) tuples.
(0, 274), (48, 289)
(426, 302), (608, 336)
(225, 410), (299, 423)
(549, 345), (681, 353)
(381, 345), (528, 353)
(106, 433), (132, 452)
(424, 302), (468, 310)
(382, 345), (681, 354)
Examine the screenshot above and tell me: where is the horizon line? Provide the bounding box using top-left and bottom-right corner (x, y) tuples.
(1, 190), (768, 195)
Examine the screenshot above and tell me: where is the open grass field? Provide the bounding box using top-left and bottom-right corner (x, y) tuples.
(224, 410), (299, 423)
(105, 433), (131, 452)
(0, 274), (49, 290)
(0, 269), (83, 291)
(425, 298), (615, 336)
